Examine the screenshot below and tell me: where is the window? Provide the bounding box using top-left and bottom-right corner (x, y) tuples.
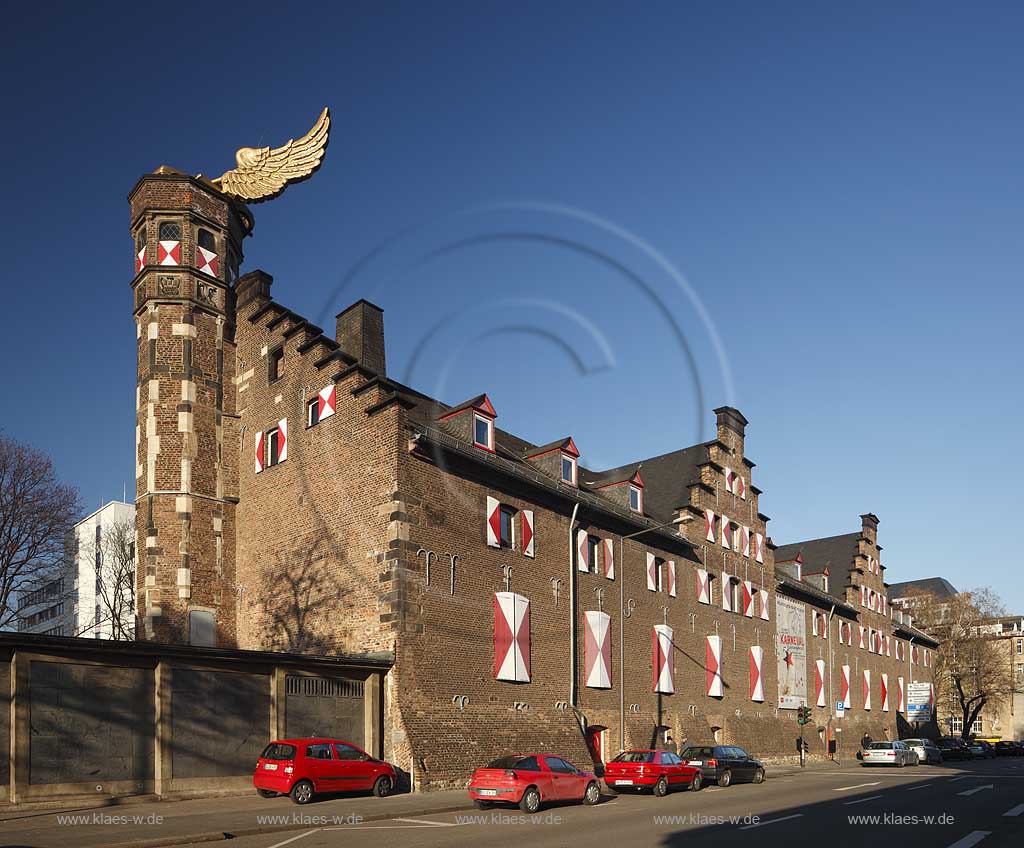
(197, 228), (216, 252)
(158, 221), (181, 241)
(950, 716), (963, 735)
(261, 743), (297, 761)
(1017, 639), (1023, 655)
(306, 743), (333, 760)
(629, 484), (642, 513)
(266, 427), (281, 467)
(545, 757), (578, 774)
(269, 347), (284, 382)
(587, 536), (600, 574)
(561, 453), (577, 485)
(333, 743), (365, 761)
(822, 575), (829, 592)
(307, 397), (320, 427)
(499, 505), (515, 549)
(971, 717), (983, 734)
(473, 414), (494, 450)
(730, 578), (742, 611)
(1015, 663), (1023, 682)
(612, 751), (656, 763)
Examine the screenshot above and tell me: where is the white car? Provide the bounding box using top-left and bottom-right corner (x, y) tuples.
(862, 741), (918, 767)
(903, 738), (943, 765)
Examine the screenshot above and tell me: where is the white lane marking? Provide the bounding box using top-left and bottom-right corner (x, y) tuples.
(906, 783), (933, 791)
(946, 831), (991, 848)
(392, 817), (461, 827)
(844, 794), (883, 806)
(957, 784), (994, 797)
(268, 830), (320, 848)
(1002, 804), (1024, 817)
(739, 813), (803, 830)
(950, 776), (970, 782)
(833, 782), (881, 791)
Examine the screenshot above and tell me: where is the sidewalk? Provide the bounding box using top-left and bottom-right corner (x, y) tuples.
(0, 787), (474, 848)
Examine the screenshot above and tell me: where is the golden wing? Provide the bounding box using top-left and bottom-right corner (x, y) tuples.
(215, 107), (330, 202)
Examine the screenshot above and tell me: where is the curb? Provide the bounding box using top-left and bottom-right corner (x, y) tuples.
(83, 801), (478, 848)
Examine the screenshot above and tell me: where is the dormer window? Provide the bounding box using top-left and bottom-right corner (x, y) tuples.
(629, 484), (642, 513)
(473, 413), (494, 451)
(822, 574), (829, 593)
(561, 454), (577, 485)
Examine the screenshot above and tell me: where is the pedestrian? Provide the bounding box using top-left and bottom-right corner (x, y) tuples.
(665, 733), (677, 755)
(861, 732), (872, 750)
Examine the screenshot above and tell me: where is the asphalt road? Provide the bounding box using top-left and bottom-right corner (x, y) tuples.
(183, 759), (1024, 848)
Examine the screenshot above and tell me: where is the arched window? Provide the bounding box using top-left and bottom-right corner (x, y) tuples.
(196, 228), (218, 276)
(157, 221), (181, 266)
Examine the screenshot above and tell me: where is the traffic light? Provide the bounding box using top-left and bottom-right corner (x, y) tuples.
(796, 705), (812, 725)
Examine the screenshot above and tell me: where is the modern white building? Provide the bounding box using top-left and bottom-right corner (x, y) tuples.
(16, 500), (136, 639)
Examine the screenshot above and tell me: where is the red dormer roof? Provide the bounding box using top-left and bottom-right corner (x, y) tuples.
(437, 393), (496, 422)
(522, 436), (579, 460)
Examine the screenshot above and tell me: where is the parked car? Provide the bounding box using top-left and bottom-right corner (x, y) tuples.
(678, 745), (765, 787)
(605, 750), (703, 795)
(903, 738), (943, 765)
(254, 739), (397, 805)
(468, 755), (600, 813)
(994, 741), (1022, 757)
(968, 740), (996, 759)
(936, 738), (972, 761)
(861, 741), (918, 767)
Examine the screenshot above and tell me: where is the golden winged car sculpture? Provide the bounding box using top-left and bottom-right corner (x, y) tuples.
(212, 107), (330, 202)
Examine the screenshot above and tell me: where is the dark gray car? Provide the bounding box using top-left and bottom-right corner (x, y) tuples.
(679, 745), (765, 787)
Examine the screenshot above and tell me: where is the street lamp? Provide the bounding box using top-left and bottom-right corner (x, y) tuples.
(618, 514), (693, 753)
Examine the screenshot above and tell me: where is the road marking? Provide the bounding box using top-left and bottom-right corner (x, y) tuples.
(950, 776), (970, 782)
(844, 794), (883, 806)
(739, 813), (803, 830)
(834, 782), (881, 791)
(1003, 804), (1024, 817)
(957, 785), (994, 797)
(268, 831), (319, 848)
(906, 783), (933, 791)
(392, 818), (461, 827)
(946, 831), (991, 848)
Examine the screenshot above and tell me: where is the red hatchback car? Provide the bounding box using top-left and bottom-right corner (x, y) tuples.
(468, 754), (601, 813)
(254, 738), (397, 805)
(604, 750), (703, 795)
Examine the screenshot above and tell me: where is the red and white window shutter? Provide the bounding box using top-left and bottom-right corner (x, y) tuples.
(493, 592), (530, 683)
(577, 529), (589, 572)
(486, 496), (501, 547)
(881, 673), (890, 712)
(721, 572), (733, 612)
(721, 515), (731, 549)
(653, 625), (674, 694)
(858, 625), (865, 649)
(254, 431), (264, 473)
(646, 552), (657, 591)
(696, 568), (711, 604)
(521, 510), (535, 558)
(584, 611), (611, 689)
(844, 622), (853, 644)
(724, 467), (734, 494)
(924, 649), (931, 668)
(841, 664), (851, 709)
(862, 669), (872, 710)
(277, 419), (287, 462)
(860, 585), (867, 607)
(812, 612), (819, 637)
(815, 659), (826, 707)
(196, 245), (218, 276)
(706, 635), (724, 697)
(754, 533), (765, 563)
(741, 526), (751, 558)
(736, 474), (746, 499)
(897, 676), (905, 713)
(742, 581), (754, 617)
(749, 646), (764, 702)
(759, 588), (770, 621)
(136, 245), (146, 273)
(704, 508), (716, 543)
(602, 538), (614, 580)
(317, 385), (336, 421)
(158, 239), (180, 266)
(667, 561), (677, 597)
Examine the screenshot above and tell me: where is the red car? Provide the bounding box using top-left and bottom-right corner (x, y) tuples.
(604, 750), (703, 795)
(468, 754), (601, 813)
(254, 738), (397, 805)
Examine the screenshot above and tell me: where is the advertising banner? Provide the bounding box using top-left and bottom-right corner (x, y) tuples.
(776, 595), (807, 709)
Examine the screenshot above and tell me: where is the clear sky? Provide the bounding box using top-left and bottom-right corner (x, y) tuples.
(2, 2), (1021, 609)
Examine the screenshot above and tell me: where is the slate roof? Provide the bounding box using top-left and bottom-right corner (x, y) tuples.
(773, 533), (860, 575)
(887, 577), (959, 601)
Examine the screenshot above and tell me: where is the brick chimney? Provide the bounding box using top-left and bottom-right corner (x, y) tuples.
(336, 299), (386, 376)
(235, 270), (273, 311)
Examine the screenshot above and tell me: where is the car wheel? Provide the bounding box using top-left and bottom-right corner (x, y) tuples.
(474, 800), (492, 810)
(652, 776), (669, 797)
(897, 758), (905, 768)
(290, 780), (315, 805)
(690, 773), (702, 791)
(256, 789), (277, 798)
(373, 775), (392, 798)
(718, 770), (732, 787)
(753, 768), (765, 784)
(519, 786), (541, 814)
(583, 781), (601, 805)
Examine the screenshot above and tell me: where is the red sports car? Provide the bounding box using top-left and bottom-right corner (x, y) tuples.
(254, 738), (397, 804)
(468, 754), (601, 812)
(604, 750), (703, 795)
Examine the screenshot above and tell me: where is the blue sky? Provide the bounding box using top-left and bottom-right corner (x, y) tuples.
(2, 2), (1021, 608)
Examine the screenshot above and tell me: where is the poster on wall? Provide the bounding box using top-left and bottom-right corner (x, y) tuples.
(776, 595), (807, 709)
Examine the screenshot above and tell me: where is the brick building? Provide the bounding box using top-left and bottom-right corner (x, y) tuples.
(129, 169), (938, 789)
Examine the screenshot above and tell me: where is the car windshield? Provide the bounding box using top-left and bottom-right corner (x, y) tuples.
(681, 747), (714, 758)
(869, 742), (894, 749)
(260, 743), (297, 760)
(612, 751), (656, 763)
(486, 756), (532, 770)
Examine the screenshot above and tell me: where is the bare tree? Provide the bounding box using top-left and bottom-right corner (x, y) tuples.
(913, 587), (1015, 739)
(75, 516), (136, 640)
(0, 436), (80, 630)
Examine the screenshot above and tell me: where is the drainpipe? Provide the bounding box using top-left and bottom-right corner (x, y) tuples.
(569, 502), (580, 710)
(619, 533), (625, 752)
(826, 605), (835, 759)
